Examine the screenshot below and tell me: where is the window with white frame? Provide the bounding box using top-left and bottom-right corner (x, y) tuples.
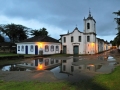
(18, 46), (20, 51)
(56, 46), (59, 51)
(63, 37), (66, 43)
(51, 45), (54, 52)
(78, 36), (81, 42)
(21, 46), (24, 51)
(45, 45), (49, 52)
(30, 45), (34, 52)
(87, 36), (90, 42)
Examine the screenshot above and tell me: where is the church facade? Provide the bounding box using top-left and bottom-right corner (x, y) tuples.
(60, 12), (111, 54)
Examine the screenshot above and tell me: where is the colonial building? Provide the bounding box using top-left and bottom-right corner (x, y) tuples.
(16, 36), (61, 55)
(60, 12), (111, 54)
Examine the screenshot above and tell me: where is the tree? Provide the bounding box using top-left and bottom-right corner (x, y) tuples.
(113, 10), (120, 46)
(0, 35), (4, 42)
(0, 23), (29, 43)
(30, 27), (48, 37)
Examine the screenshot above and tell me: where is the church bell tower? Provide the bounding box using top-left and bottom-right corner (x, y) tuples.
(83, 10), (96, 34)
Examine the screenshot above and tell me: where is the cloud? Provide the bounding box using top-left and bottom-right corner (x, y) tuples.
(0, 0), (120, 42)
(0, 15), (66, 39)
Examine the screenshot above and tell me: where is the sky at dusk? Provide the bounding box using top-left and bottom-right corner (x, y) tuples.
(0, 0), (119, 42)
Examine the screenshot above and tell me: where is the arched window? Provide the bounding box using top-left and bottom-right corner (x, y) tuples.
(87, 23), (90, 29)
(51, 45), (54, 52)
(18, 46), (20, 51)
(56, 46), (59, 51)
(30, 45), (34, 52)
(21, 46), (24, 51)
(45, 45), (49, 52)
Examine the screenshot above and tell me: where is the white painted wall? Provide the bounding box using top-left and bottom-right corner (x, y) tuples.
(16, 42), (61, 55)
(62, 29), (85, 54)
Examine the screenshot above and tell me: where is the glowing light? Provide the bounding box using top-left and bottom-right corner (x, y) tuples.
(37, 64), (43, 70)
(89, 64), (94, 67)
(91, 43), (94, 46)
(39, 43), (42, 48)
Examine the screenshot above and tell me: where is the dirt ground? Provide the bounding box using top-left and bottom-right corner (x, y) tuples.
(0, 49), (120, 82)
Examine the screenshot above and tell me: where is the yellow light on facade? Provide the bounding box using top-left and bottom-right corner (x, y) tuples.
(39, 43), (42, 48)
(91, 43), (94, 46)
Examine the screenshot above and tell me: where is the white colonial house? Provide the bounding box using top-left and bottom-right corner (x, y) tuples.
(60, 12), (111, 54)
(16, 36), (61, 55)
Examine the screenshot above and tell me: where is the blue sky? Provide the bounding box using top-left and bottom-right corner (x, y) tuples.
(0, 0), (119, 42)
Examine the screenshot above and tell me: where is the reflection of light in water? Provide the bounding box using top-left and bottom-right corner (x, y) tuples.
(89, 64), (94, 67)
(107, 56), (116, 61)
(36, 64), (43, 70)
(2, 65), (11, 71)
(108, 56), (113, 59)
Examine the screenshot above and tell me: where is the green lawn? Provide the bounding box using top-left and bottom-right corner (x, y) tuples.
(0, 66), (120, 90)
(0, 52), (35, 58)
(92, 65), (120, 90)
(0, 52), (18, 57)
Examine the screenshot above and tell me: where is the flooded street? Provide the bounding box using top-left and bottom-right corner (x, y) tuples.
(0, 50), (118, 82)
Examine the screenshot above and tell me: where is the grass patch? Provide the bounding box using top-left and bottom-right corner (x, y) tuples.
(92, 65), (120, 90)
(0, 59), (23, 66)
(0, 81), (76, 90)
(0, 80), (4, 83)
(0, 52), (18, 57)
(0, 80), (108, 90)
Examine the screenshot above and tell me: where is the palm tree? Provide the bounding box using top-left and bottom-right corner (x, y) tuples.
(113, 10), (120, 46)
(0, 23), (29, 43)
(30, 27), (48, 37)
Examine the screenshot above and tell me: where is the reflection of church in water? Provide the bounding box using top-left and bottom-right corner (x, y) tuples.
(61, 58), (103, 75)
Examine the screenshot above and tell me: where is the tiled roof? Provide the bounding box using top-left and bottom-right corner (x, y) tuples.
(20, 36), (59, 43)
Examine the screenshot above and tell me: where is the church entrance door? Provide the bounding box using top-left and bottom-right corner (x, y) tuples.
(73, 45), (79, 54)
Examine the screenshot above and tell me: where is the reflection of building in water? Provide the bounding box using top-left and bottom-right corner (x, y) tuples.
(61, 58), (103, 74)
(17, 58), (61, 70)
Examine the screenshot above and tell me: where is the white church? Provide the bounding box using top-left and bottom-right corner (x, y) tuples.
(16, 12), (111, 55)
(60, 11), (111, 54)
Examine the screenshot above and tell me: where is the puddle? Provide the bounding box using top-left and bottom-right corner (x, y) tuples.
(0, 56), (117, 81)
(107, 56), (116, 61)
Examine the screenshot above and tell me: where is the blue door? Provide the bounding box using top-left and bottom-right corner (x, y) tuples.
(25, 46), (28, 54)
(35, 45), (38, 55)
(73, 46), (79, 54)
(35, 59), (38, 66)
